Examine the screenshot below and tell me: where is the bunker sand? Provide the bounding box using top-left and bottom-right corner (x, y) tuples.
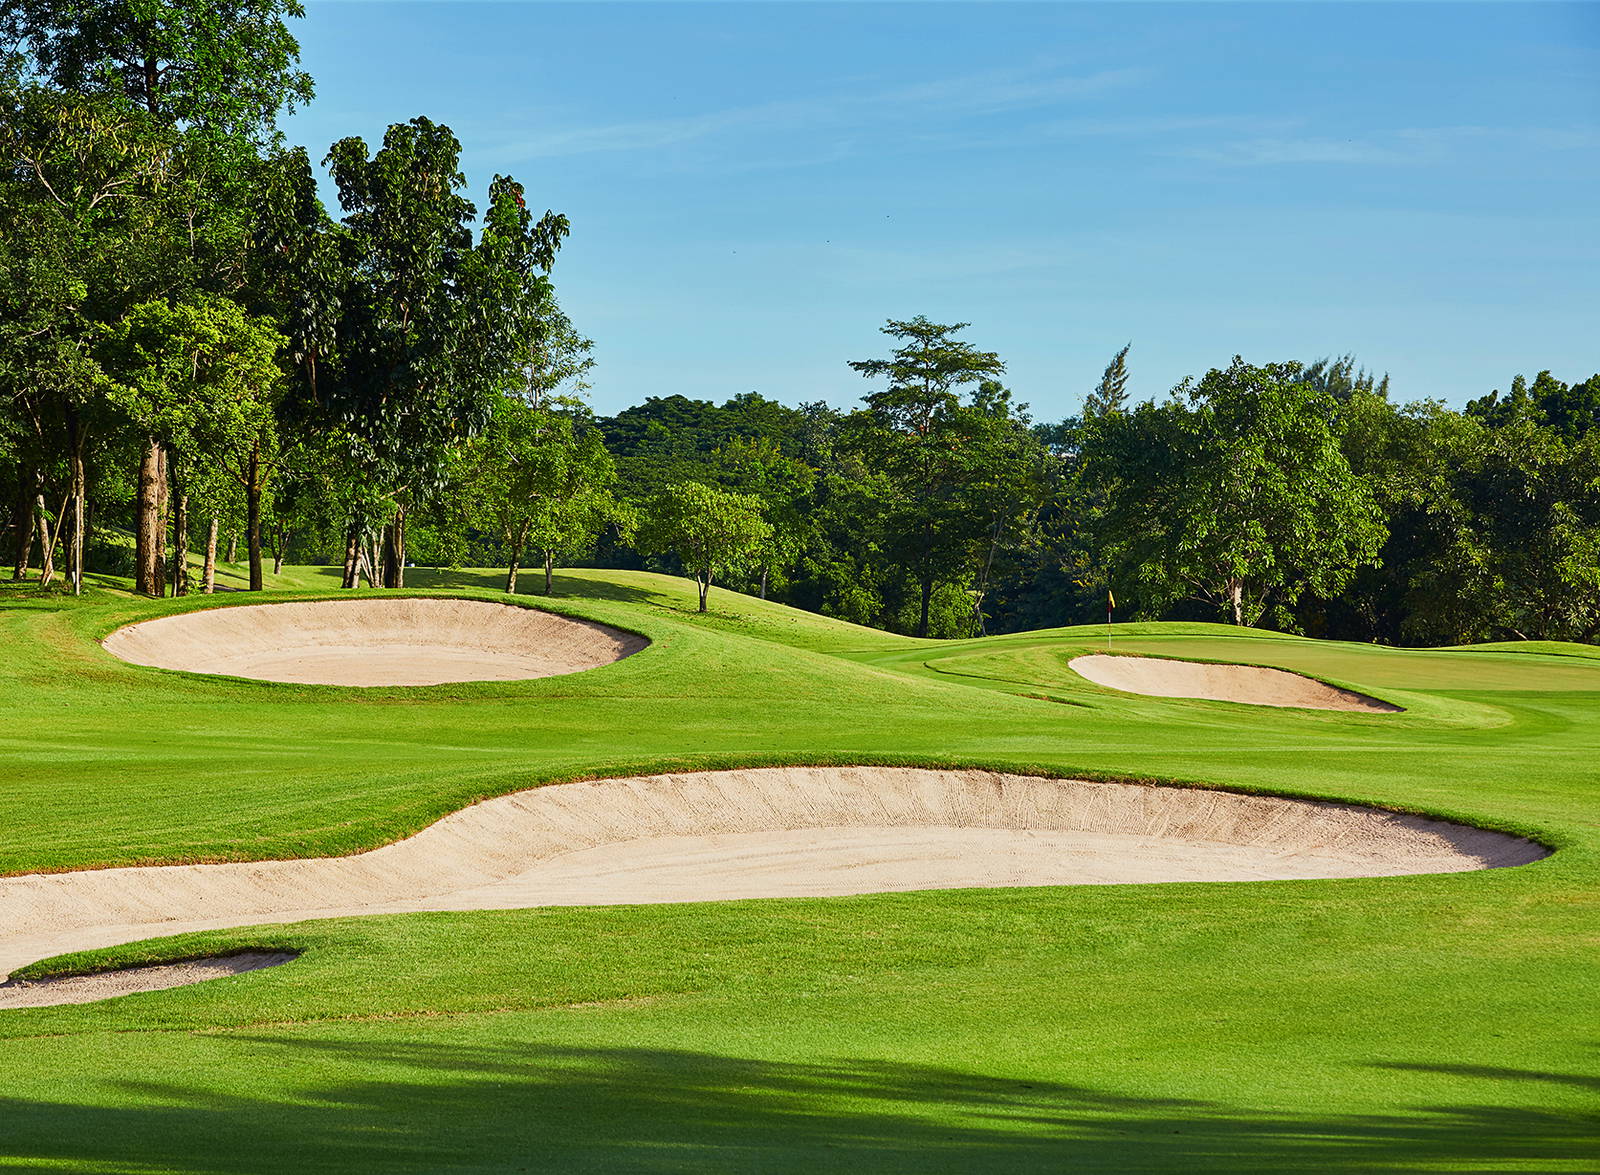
(0, 767), (1542, 1005)
(0, 952), (295, 1009)
(101, 597), (648, 686)
(1071, 653), (1401, 712)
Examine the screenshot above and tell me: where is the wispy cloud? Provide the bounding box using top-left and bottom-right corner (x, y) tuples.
(477, 63), (1150, 164)
(1176, 124), (1600, 167)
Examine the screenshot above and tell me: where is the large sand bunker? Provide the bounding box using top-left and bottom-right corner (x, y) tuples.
(1071, 653), (1401, 712)
(102, 597), (648, 686)
(0, 767), (1543, 1004)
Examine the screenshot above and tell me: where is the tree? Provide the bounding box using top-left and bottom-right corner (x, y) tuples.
(99, 295), (284, 594)
(712, 435), (815, 599)
(0, 83), (175, 593)
(847, 316), (1006, 637)
(467, 393), (620, 596)
(1457, 422), (1600, 641)
(1083, 343), (1130, 419)
(323, 118), (568, 587)
(1301, 354), (1390, 402)
(4, 0), (314, 596)
(961, 381), (1052, 635)
(1468, 370), (1600, 443)
(639, 482), (771, 613)
(2, 0), (313, 138)
(1080, 357), (1386, 626)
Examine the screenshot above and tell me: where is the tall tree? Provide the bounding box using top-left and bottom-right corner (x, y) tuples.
(4, 0), (313, 595)
(99, 295), (284, 594)
(1301, 354), (1390, 402)
(0, 83), (175, 593)
(1083, 343), (1131, 418)
(847, 316), (1006, 637)
(1080, 357), (1386, 626)
(324, 118), (567, 587)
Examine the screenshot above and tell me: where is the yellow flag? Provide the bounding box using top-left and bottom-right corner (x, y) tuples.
(1107, 589), (1116, 610)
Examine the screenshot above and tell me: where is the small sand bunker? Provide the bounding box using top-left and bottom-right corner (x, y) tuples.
(1071, 653), (1400, 712)
(102, 597), (647, 686)
(0, 951), (295, 1009)
(0, 768), (1542, 997)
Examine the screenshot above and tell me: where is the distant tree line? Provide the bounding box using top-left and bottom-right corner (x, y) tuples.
(3, 3), (1596, 642)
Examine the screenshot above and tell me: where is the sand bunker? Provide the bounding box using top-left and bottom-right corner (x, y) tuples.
(102, 597), (647, 686)
(0, 767), (1543, 1002)
(1071, 654), (1400, 712)
(0, 952), (295, 1010)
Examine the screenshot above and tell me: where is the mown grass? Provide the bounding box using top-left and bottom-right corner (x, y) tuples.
(0, 568), (1597, 1172)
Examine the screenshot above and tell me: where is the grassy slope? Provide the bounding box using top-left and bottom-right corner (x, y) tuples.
(0, 569), (1597, 1172)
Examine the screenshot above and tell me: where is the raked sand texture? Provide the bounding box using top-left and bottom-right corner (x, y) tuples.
(0, 767), (1543, 1004)
(1071, 653), (1402, 712)
(101, 597), (649, 686)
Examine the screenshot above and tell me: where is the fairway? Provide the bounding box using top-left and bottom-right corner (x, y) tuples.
(1, 568), (1597, 1171)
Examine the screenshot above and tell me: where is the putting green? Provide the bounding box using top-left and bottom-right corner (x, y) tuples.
(0, 566), (1596, 1172)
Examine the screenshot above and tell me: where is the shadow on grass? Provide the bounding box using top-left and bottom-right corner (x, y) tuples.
(1, 1039), (1594, 1173)
(404, 566), (674, 608)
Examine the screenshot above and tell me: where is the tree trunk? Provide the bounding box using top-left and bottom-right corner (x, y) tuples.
(134, 439), (163, 596)
(697, 570), (711, 612)
(366, 537), (381, 588)
(759, 565), (768, 600)
(225, 531), (237, 563)
(35, 494), (54, 587)
(271, 521), (286, 575)
(971, 517), (1004, 638)
(65, 407), (85, 596)
(246, 437), (264, 591)
(1226, 576), (1245, 626)
(505, 520), (529, 594)
(916, 520), (934, 638)
(341, 525), (360, 589)
(170, 486), (190, 598)
(543, 550), (554, 596)
(381, 505), (407, 588)
(155, 445), (169, 596)
(202, 516), (218, 593)
(11, 471), (34, 581)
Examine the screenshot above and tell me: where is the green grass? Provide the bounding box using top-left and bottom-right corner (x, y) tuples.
(1, 568), (1597, 1172)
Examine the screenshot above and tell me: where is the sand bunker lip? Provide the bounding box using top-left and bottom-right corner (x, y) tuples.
(0, 951), (296, 1009)
(1070, 653), (1401, 712)
(102, 597), (648, 686)
(0, 767), (1543, 1001)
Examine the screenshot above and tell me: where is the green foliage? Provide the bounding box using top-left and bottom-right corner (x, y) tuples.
(461, 392), (623, 592)
(639, 481), (772, 611)
(1467, 370), (1600, 442)
(1080, 357), (1386, 625)
(2, 0), (313, 137)
(1082, 342), (1130, 419)
(322, 119), (567, 526)
(847, 319), (1047, 637)
(99, 294), (282, 463)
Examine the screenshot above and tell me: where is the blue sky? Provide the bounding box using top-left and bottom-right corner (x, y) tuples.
(281, 2), (1599, 419)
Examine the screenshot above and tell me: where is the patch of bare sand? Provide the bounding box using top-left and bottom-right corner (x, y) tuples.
(1071, 653), (1401, 712)
(0, 951), (295, 1009)
(0, 768), (1542, 1005)
(101, 597), (647, 686)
